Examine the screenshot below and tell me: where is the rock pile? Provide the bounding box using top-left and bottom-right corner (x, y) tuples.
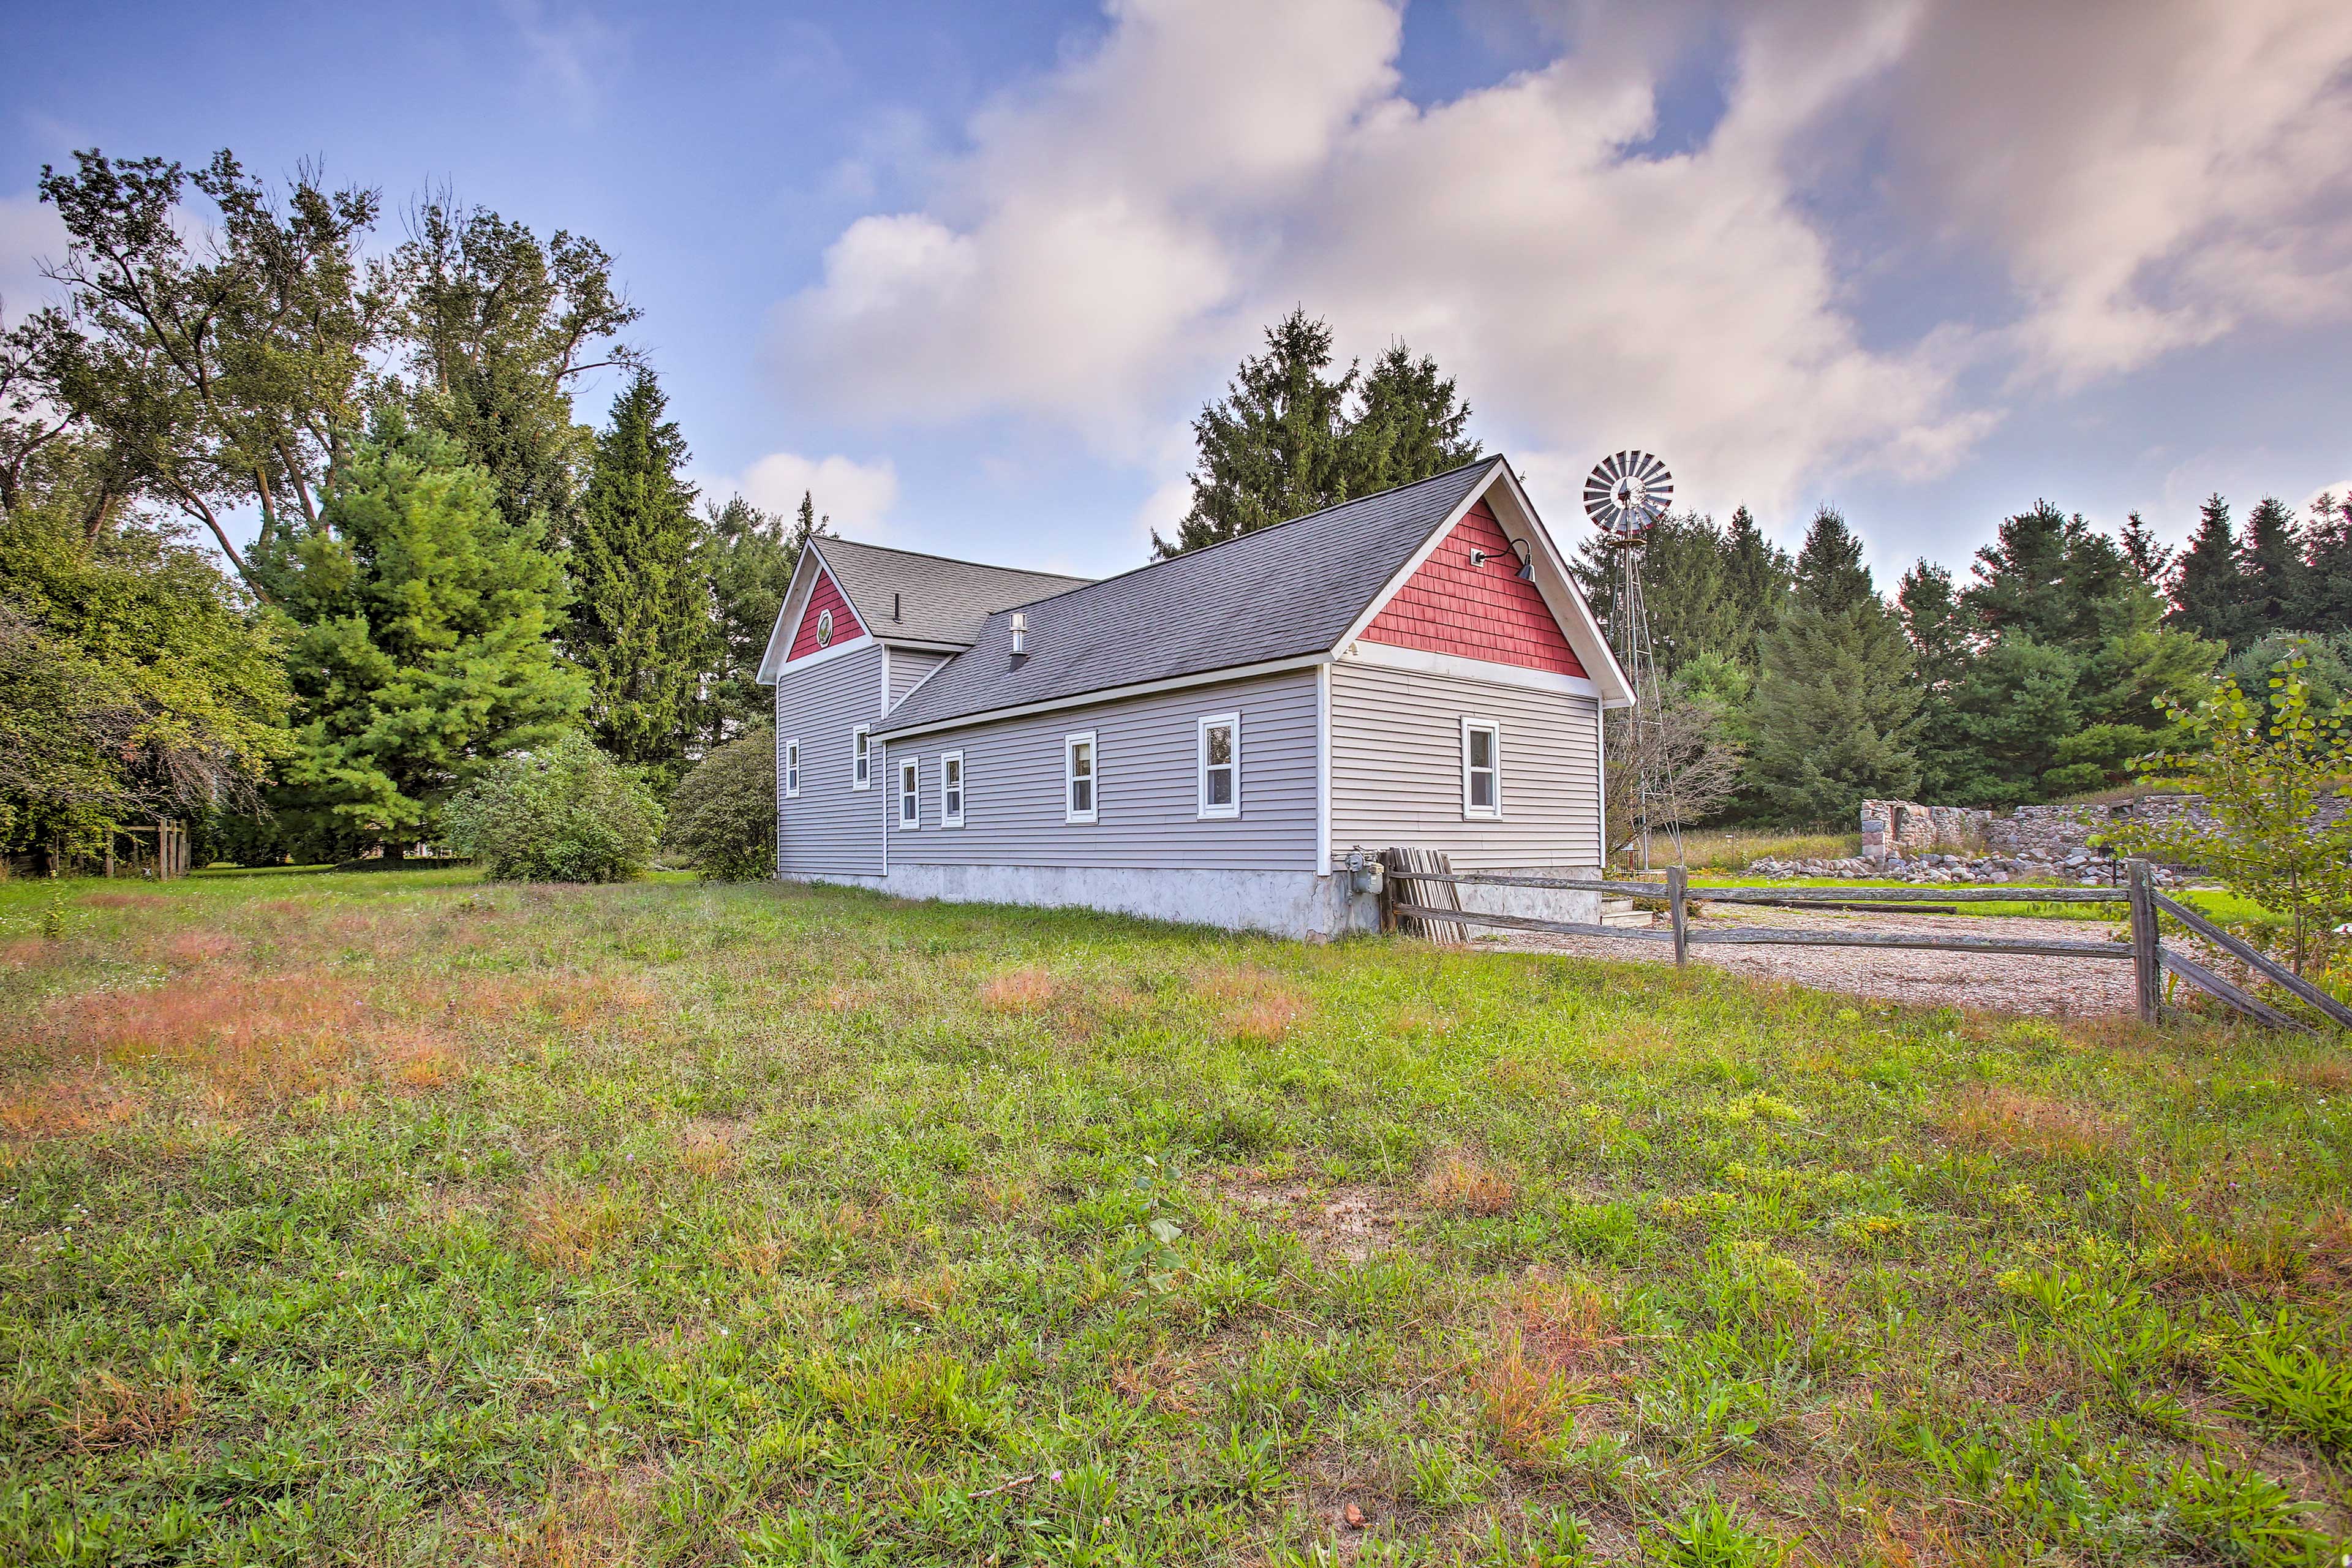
(1744, 851), (2189, 888)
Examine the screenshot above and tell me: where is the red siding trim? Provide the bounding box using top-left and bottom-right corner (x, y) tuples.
(1361, 501), (1585, 676)
(787, 567), (865, 662)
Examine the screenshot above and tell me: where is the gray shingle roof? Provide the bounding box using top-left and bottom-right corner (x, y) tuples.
(875, 458), (1501, 735)
(815, 537), (1093, 650)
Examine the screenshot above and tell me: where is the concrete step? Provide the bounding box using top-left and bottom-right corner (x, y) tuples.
(1597, 897), (1653, 928)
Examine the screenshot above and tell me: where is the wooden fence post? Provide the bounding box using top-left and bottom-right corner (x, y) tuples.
(1667, 864), (1689, 968)
(2127, 859), (2159, 1024)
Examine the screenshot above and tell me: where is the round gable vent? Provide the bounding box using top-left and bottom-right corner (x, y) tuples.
(815, 608), (834, 647)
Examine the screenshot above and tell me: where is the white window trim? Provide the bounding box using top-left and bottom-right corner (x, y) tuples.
(898, 758), (919, 829)
(1461, 717), (1501, 819)
(852, 726), (871, 790)
(1064, 731), (1098, 825)
(783, 737), (801, 799)
(940, 752), (965, 829)
(1196, 712), (1240, 820)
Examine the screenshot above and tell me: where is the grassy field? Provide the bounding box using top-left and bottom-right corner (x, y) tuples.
(1, 870), (2347, 1566)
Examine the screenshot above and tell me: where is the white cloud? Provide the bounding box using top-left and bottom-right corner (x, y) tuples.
(767, 0), (2352, 526)
(709, 451), (900, 538)
(1864, 0), (2352, 388)
(505, 0), (627, 129)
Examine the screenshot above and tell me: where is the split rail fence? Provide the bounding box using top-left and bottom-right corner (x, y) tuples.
(1376, 848), (2351, 1036)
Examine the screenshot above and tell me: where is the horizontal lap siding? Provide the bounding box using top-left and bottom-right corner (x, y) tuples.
(885, 671), (1317, 870)
(889, 649), (951, 705)
(775, 645), (885, 876)
(1329, 662), (1599, 867)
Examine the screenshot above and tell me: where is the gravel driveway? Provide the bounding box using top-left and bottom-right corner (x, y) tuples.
(1483, 899), (2139, 1017)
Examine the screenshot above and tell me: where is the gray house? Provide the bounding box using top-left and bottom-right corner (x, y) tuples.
(755, 458), (1632, 938)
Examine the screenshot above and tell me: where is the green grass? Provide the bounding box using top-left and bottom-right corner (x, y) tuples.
(1, 870), (2346, 1564)
(1661, 830), (1862, 872)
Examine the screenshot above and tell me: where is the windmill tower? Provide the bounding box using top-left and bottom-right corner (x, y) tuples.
(1583, 451), (1683, 871)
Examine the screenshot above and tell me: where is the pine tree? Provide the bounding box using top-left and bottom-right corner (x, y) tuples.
(2118, 510), (2172, 590)
(701, 496), (796, 746)
(1745, 507), (1921, 823)
(1343, 342), (1482, 496)
(1897, 560), (1969, 689)
(257, 414), (586, 853)
(2298, 493), (2352, 632)
(1156, 310), (1355, 556)
(568, 369), (712, 778)
(2170, 493), (2247, 649)
(789, 489), (830, 557)
(1156, 312), (1483, 557)
(1962, 501), (2141, 646)
(2237, 496), (2305, 640)
(1717, 506), (1792, 669)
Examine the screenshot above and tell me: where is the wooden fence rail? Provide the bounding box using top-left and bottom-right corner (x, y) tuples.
(1376, 853), (2340, 1037)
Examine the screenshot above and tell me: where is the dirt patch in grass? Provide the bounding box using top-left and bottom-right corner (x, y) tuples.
(79, 893), (174, 911)
(1215, 1169), (1404, 1262)
(1936, 1084), (2132, 1160)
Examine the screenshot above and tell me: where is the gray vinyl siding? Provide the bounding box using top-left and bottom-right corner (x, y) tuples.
(774, 644), (887, 876)
(888, 648), (951, 706)
(884, 670), (1317, 870)
(1328, 661), (1601, 868)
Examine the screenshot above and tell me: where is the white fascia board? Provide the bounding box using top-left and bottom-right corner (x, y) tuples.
(756, 543), (855, 685)
(1330, 457), (1506, 653)
(874, 652), (1329, 743)
(1339, 638), (1603, 699)
(1482, 463), (1637, 708)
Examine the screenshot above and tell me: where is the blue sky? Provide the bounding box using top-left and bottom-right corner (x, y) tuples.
(5, 0), (2348, 584)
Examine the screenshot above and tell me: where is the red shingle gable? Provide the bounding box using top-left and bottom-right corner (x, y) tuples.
(787, 566), (865, 661)
(1360, 500), (1585, 676)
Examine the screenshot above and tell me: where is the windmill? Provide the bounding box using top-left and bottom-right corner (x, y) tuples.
(1583, 450), (1683, 871)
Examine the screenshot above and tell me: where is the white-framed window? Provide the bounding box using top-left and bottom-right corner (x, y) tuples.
(852, 726), (870, 790)
(1461, 718), (1501, 818)
(1197, 712), (1240, 818)
(814, 607), (834, 647)
(1064, 732), (1098, 824)
(784, 737), (801, 798)
(898, 759), (919, 827)
(940, 752), (965, 828)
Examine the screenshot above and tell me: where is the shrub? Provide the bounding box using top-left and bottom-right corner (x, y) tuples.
(662, 722), (775, 881)
(442, 733), (661, 882)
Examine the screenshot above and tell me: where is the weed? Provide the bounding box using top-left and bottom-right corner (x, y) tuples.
(1420, 1148), (1515, 1216)
(2218, 1316), (2352, 1457)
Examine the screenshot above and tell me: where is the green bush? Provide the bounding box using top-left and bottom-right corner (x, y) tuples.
(442, 733), (661, 882)
(663, 722), (775, 881)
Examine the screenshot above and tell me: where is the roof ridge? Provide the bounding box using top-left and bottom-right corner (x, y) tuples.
(968, 455), (1505, 620)
(815, 535), (1094, 581)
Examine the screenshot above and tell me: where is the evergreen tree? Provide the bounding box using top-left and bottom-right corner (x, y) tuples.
(789, 489), (830, 557)
(1897, 560), (1969, 690)
(2237, 496), (2304, 639)
(2118, 510), (2172, 590)
(1745, 507), (1921, 824)
(1717, 505), (1792, 668)
(2170, 493), (2247, 648)
(1156, 311), (1482, 556)
(255, 415), (585, 853)
(701, 495), (796, 745)
(2298, 493), (2352, 632)
(1156, 310), (1356, 556)
(1961, 501), (2143, 646)
(1343, 341), (1482, 496)
(568, 369), (712, 778)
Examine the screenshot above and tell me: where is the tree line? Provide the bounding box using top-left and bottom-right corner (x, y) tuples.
(2, 149), (824, 867)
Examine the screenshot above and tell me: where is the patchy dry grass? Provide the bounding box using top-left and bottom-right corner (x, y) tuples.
(0, 867), (2346, 1564)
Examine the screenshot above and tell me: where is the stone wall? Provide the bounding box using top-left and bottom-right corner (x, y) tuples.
(1861, 791), (2345, 864)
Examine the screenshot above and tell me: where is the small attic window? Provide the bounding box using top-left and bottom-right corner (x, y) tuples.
(814, 608), (834, 648)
